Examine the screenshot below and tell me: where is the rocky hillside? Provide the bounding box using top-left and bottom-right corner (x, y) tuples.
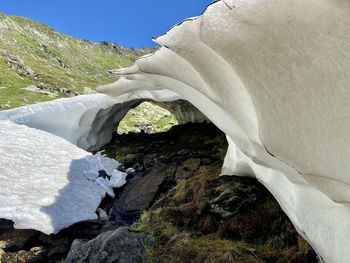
(0, 13), (154, 109)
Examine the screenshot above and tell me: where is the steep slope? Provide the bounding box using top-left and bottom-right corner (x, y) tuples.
(0, 13), (153, 108)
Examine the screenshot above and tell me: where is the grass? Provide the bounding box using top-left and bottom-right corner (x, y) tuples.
(0, 13), (154, 109)
(117, 102), (178, 134)
(129, 165), (317, 263)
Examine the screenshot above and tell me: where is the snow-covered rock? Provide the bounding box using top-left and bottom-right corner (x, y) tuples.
(0, 120), (124, 234)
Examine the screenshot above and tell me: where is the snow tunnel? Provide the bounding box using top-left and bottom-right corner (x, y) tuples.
(1, 0), (350, 262)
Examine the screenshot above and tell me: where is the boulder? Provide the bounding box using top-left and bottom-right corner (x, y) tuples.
(65, 227), (150, 263)
(112, 164), (176, 219)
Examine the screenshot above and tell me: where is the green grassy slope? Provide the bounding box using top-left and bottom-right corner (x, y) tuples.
(0, 13), (154, 108)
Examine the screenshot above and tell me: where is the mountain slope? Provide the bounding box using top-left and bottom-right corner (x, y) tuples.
(0, 13), (154, 108)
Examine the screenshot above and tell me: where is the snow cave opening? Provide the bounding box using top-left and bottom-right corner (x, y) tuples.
(117, 101), (179, 135)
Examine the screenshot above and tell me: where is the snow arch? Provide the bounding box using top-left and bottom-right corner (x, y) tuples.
(99, 1), (350, 262)
(0, 93), (207, 151)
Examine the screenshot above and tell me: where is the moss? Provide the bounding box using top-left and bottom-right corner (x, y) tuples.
(131, 167), (317, 263)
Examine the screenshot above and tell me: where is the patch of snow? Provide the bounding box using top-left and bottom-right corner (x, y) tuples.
(95, 177), (115, 198)
(0, 120), (125, 234)
(108, 170), (127, 188)
(125, 168), (135, 174)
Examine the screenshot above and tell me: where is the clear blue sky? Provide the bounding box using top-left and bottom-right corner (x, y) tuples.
(0, 0), (212, 48)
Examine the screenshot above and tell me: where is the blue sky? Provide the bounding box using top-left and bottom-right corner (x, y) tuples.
(0, 0), (212, 48)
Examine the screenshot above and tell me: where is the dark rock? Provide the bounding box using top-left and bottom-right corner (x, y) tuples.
(112, 164), (176, 220)
(206, 175), (264, 219)
(0, 246), (47, 263)
(175, 158), (201, 181)
(0, 219), (13, 231)
(65, 227), (149, 263)
(124, 153), (144, 167)
(201, 158), (212, 165)
(46, 238), (70, 258)
(143, 153), (158, 167)
(135, 146), (145, 153)
(176, 149), (189, 156)
(0, 229), (39, 252)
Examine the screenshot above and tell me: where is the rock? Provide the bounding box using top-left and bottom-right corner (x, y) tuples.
(175, 158), (201, 181)
(4, 55), (37, 79)
(206, 175), (266, 219)
(143, 153), (158, 167)
(96, 208), (108, 221)
(46, 238), (70, 258)
(1, 248), (46, 263)
(23, 85), (58, 97)
(176, 149), (189, 156)
(123, 153), (144, 167)
(56, 57), (67, 68)
(65, 227), (149, 263)
(201, 158), (212, 165)
(112, 164), (176, 219)
(0, 219), (13, 231)
(0, 249), (4, 261)
(0, 229), (39, 252)
(183, 158), (201, 171)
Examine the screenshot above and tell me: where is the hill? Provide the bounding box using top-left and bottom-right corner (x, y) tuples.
(0, 13), (154, 109)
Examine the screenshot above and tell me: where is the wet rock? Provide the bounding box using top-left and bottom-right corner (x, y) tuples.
(112, 164), (177, 220)
(65, 227), (149, 263)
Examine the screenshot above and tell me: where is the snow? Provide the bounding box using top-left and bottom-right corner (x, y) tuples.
(0, 93), (205, 151)
(109, 170), (128, 188)
(98, 1), (350, 262)
(0, 94), (118, 151)
(0, 120), (124, 234)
